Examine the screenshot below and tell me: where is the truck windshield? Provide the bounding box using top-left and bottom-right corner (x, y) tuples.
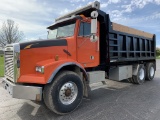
(48, 22), (76, 39)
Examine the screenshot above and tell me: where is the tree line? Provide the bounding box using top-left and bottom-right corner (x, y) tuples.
(156, 48), (160, 57)
(0, 19), (24, 47)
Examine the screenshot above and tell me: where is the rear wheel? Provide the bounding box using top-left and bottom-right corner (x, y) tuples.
(43, 71), (83, 115)
(127, 78), (134, 83)
(146, 62), (155, 81)
(133, 64), (146, 84)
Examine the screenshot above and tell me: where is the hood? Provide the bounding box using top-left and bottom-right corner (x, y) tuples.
(20, 39), (67, 50)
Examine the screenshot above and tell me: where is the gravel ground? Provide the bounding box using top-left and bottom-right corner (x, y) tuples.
(0, 60), (160, 120)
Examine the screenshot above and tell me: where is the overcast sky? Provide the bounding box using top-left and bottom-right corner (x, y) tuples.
(0, 0), (160, 46)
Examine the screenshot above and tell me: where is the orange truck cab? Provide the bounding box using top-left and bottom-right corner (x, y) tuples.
(2, 1), (156, 115)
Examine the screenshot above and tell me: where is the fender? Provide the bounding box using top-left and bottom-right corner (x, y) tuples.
(18, 59), (88, 84)
(47, 60), (88, 83)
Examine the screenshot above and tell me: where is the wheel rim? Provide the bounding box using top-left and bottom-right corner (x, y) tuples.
(150, 67), (154, 77)
(59, 81), (78, 105)
(139, 68), (145, 80)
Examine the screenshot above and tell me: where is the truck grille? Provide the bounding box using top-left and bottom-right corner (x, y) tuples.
(5, 50), (14, 82)
(4, 44), (20, 83)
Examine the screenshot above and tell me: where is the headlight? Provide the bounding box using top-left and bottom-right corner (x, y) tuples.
(36, 66), (44, 73)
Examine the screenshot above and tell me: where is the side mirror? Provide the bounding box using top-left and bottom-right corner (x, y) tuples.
(91, 19), (97, 34)
(91, 11), (98, 34)
(90, 11), (98, 42)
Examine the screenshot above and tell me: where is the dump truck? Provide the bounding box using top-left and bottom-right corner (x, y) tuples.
(2, 1), (156, 114)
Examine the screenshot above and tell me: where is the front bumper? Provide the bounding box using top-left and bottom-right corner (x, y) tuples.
(2, 78), (42, 101)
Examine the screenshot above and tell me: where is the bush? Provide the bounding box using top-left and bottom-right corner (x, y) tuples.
(156, 48), (160, 56)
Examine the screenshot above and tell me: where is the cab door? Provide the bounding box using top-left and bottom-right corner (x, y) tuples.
(76, 21), (99, 68)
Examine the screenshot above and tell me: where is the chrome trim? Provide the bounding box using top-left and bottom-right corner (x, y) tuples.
(14, 52), (20, 81)
(13, 43), (20, 82)
(2, 78), (42, 101)
(4, 49), (14, 82)
(13, 43), (20, 53)
(150, 66), (154, 77)
(59, 81), (78, 105)
(139, 67), (145, 80)
(4, 43), (20, 83)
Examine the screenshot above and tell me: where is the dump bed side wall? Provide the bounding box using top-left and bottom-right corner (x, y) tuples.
(109, 22), (156, 62)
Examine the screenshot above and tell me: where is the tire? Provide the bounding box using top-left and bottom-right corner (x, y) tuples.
(43, 71), (83, 115)
(133, 64), (146, 84)
(87, 84), (91, 95)
(127, 78), (134, 83)
(146, 62), (155, 81)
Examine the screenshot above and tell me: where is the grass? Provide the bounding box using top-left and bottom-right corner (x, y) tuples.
(0, 55), (4, 77)
(156, 56), (160, 59)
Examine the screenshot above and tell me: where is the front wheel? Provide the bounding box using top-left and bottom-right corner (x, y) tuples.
(43, 71), (83, 115)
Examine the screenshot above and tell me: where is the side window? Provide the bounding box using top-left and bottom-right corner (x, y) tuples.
(79, 22), (91, 36)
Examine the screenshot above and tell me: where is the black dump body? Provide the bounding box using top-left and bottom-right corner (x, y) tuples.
(108, 24), (156, 63)
(96, 10), (156, 65)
